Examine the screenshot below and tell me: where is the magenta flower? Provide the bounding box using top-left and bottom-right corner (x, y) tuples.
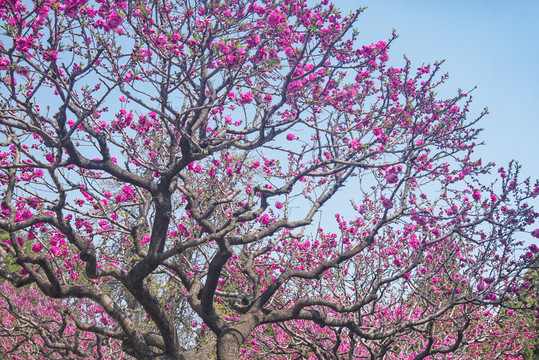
(122, 186), (135, 198)
(385, 173), (398, 184)
(472, 191), (481, 201)
(285, 47), (296, 58)
(43, 50), (58, 62)
(0, 57), (10, 70)
(32, 243), (43, 253)
(382, 198), (393, 209)
(106, 11), (123, 30)
(531, 229), (539, 238)
(267, 10), (285, 27)
(64, 0), (88, 17)
(258, 214), (271, 226)
(477, 282), (485, 291)
(246, 34), (260, 48)
(286, 133), (295, 141)
(403, 272), (411, 280)
(239, 92), (254, 105)
(379, 53), (389, 62)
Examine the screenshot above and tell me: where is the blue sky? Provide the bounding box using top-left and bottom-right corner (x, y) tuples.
(335, 0), (538, 179)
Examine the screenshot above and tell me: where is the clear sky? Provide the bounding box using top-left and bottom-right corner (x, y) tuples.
(335, 0), (538, 179)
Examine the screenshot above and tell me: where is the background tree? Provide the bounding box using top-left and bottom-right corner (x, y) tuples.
(518, 261), (539, 360)
(0, 0), (538, 359)
(0, 280), (130, 359)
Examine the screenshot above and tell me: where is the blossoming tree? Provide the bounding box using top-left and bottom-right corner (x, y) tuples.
(0, 280), (129, 359)
(0, 0), (538, 359)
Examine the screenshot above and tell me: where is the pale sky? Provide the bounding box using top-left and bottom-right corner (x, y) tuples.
(336, 0), (538, 179)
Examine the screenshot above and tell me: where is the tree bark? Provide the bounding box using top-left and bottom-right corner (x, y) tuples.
(216, 329), (244, 360)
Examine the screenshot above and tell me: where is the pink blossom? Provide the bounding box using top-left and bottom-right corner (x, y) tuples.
(178, 224), (190, 237)
(239, 92), (254, 105)
(246, 34), (260, 48)
(122, 186), (135, 197)
(43, 50), (58, 62)
(64, 0), (88, 17)
(472, 191), (481, 201)
(531, 229), (539, 238)
(258, 214), (271, 226)
(285, 47), (296, 58)
(477, 282), (485, 291)
(106, 11), (123, 30)
(267, 10), (285, 27)
(275, 202), (283, 209)
(32, 243), (43, 253)
(382, 198), (393, 209)
(0, 57), (10, 70)
(50, 246), (59, 256)
(286, 133), (295, 141)
(252, 4), (265, 16)
(385, 173), (398, 184)
(403, 272), (411, 280)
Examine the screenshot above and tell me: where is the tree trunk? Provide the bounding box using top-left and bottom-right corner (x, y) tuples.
(216, 329), (244, 360)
